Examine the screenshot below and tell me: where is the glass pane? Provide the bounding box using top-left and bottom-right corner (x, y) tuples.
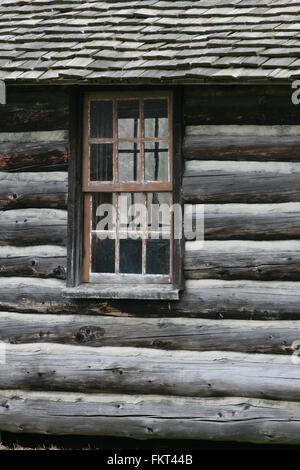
(120, 238), (142, 274)
(91, 236), (115, 273)
(118, 142), (140, 182)
(92, 193), (116, 232)
(144, 99), (168, 138)
(146, 239), (170, 275)
(90, 101), (113, 139)
(119, 193), (144, 233)
(118, 100), (140, 139)
(90, 143), (113, 182)
(147, 193), (171, 236)
(144, 142), (169, 181)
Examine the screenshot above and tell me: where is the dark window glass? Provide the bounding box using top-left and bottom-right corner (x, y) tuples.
(120, 238), (142, 274)
(90, 101), (113, 139)
(146, 239), (170, 275)
(118, 100), (140, 138)
(147, 193), (170, 235)
(90, 143), (113, 182)
(92, 193), (116, 232)
(118, 142), (140, 182)
(144, 99), (168, 138)
(92, 237), (115, 273)
(144, 142), (169, 181)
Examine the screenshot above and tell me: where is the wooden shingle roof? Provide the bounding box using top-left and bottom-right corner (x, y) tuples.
(1, 0), (300, 83)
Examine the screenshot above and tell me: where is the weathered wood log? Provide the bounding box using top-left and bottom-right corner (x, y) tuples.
(184, 85), (300, 125)
(186, 125), (300, 137)
(183, 161), (300, 204)
(185, 203), (300, 241)
(2, 390), (300, 444)
(1, 86), (69, 132)
(0, 172), (68, 210)
(0, 141), (69, 172)
(1, 391), (300, 445)
(1, 344), (300, 401)
(184, 241), (300, 281)
(0, 209), (67, 246)
(183, 135), (300, 161)
(0, 246), (66, 279)
(0, 278), (299, 319)
(1, 312), (300, 355)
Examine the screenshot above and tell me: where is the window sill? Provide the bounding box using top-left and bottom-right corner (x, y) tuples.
(64, 283), (180, 300)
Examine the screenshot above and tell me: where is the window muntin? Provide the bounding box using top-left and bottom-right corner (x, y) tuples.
(83, 91), (173, 284)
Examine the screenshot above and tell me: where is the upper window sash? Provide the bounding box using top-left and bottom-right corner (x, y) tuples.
(83, 90), (173, 193)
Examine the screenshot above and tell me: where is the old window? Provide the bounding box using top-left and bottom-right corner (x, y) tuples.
(67, 90), (183, 300)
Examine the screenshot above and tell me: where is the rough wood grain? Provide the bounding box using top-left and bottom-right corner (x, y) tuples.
(0, 172), (68, 210)
(1, 344), (300, 401)
(0, 246), (66, 279)
(183, 161), (300, 204)
(184, 241), (300, 281)
(0, 141), (69, 172)
(1, 86), (69, 132)
(2, 390), (300, 444)
(185, 203), (300, 241)
(184, 85), (300, 126)
(0, 278), (299, 320)
(183, 135), (300, 161)
(0, 209), (67, 246)
(0, 313), (299, 355)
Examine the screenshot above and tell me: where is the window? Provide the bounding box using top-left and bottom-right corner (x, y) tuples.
(67, 89), (182, 299)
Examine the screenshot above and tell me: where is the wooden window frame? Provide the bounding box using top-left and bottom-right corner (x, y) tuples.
(67, 86), (183, 299)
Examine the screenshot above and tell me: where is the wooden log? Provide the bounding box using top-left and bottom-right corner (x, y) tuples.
(0, 312), (300, 355)
(0, 246), (66, 279)
(185, 203), (300, 241)
(0, 86), (69, 132)
(0, 172), (68, 210)
(0, 209), (67, 246)
(183, 135), (300, 161)
(185, 125), (300, 137)
(0, 278), (299, 319)
(183, 161), (300, 204)
(2, 390), (300, 444)
(184, 241), (300, 281)
(0, 141), (69, 172)
(184, 85), (300, 125)
(1, 344), (300, 401)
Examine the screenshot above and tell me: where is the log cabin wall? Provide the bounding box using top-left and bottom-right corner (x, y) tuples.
(1, 84), (300, 443)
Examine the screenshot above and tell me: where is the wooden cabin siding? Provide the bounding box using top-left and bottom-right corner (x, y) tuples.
(0, 87), (68, 285)
(1, 85), (300, 443)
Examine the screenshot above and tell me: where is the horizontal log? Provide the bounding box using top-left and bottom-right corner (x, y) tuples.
(1, 86), (69, 132)
(0, 209), (67, 246)
(184, 241), (300, 281)
(183, 161), (300, 204)
(183, 135), (300, 161)
(185, 203), (300, 241)
(0, 131), (68, 143)
(0, 278), (299, 320)
(1, 312), (300, 355)
(2, 390), (300, 444)
(184, 85), (300, 125)
(0, 141), (69, 172)
(185, 125), (300, 137)
(1, 344), (300, 402)
(0, 172), (68, 210)
(0, 246), (66, 279)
